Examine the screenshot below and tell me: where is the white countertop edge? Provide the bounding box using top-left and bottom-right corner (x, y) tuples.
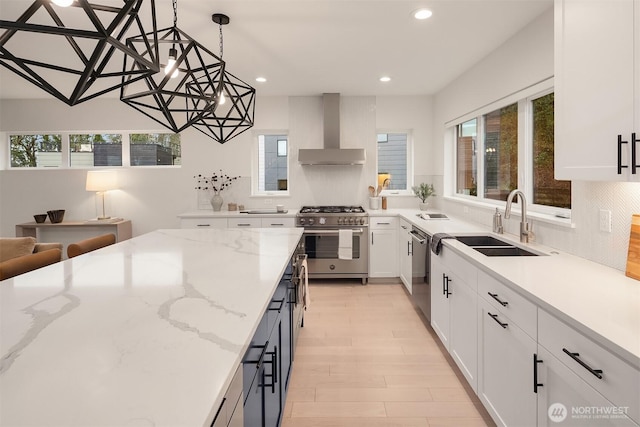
(178, 210), (299, 218)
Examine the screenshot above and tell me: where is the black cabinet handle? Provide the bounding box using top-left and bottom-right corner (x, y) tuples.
(618, 134), (629, 174)
(633, 132), (639, 174)
(244, 341), (269, 368)
(196, 224), (211, 227)
(533, 353), (544, 393)
(210, 397), (226, 427)
(488, 292), (508, 306)
(443, 275), (452, 298)
(488, 312), (508, 328)
(269, 298), (285, 313)
(371, 231), (374, 245)
(263, 346), (278, 393)
(562, 348), (603, 379)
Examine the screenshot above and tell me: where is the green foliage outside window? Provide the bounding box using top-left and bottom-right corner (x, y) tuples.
(10, 134), (62, 167)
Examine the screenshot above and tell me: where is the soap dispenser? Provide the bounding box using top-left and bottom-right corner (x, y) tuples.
(493, 208), (504, 234)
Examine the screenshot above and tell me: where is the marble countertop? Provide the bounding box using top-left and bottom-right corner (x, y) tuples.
(0, 227), (304, 427)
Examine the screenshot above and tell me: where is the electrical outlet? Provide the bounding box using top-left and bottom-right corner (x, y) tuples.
(599, 209), (612, 232)
(264, 198), (272, 205)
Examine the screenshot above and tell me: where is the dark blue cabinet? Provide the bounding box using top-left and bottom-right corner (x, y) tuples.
(243, 260), (296, 427)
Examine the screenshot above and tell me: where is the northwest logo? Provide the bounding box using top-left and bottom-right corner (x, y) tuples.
(549, 403), (568, 423)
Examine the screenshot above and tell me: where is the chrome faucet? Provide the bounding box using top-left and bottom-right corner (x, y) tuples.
(504, 189), (532, 243)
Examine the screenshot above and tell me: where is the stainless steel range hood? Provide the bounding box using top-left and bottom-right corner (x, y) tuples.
(298, 93), (366, 165)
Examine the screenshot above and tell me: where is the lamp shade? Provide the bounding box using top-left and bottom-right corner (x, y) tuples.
(86, 170), (118, 192)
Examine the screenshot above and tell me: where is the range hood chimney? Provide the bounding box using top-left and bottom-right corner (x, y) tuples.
(298, 93), (366, 165)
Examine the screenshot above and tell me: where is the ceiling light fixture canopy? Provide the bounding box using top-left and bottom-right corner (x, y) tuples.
(0, 0), (160, 105)
(189, 13), (256, 144)
(414, 8), (433, 20)
(120, 0), (225, 133)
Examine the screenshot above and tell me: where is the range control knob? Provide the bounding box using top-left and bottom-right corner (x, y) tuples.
(308, 218), (315, 225)
(299, 218), (305, 225)
(359, 218), (365, 225)
(349, 218), (355, 225)
(337, 217), (343, 224)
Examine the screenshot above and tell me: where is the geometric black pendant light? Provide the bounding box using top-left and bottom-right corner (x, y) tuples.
(0, 0), (159, 106)
(120, 0), (226, 133)
(189, 13), (255, 144)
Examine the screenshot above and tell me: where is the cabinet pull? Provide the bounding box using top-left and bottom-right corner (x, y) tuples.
(443, 275), (452, 298)
(263, 346), (278, 394)
(377, 222), (390, 225)
(236, 223), (252, 227)
(401, 225), (407, 229)
(371, 231), (374, 245)
(244, 341), (269, 368)
(269, 298), (285, 313)
(270, 223), (284, 226)
(488, 292), (508, 306)
(407, 241), (412, 256)
(633, 132), (639, 174)
(210, 397), (226, 427)
(618, 134), (629, 174)
(533, 353), (544, 393)
(197, 224), (211, 227)
(488, 312), (508, 328)
(562, 348), (603, 379)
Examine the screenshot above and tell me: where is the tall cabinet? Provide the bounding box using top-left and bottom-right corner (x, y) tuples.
(554, 0), (640, 181)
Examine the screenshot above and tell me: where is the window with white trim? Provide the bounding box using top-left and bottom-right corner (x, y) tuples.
(452, 87), (570, 211)
(253, 133), (289, 195)
(377, 132), (412, 193)
(8, 132), (180, 169)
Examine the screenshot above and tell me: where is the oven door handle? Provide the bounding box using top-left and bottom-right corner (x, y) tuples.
(303, 228), (365, 235)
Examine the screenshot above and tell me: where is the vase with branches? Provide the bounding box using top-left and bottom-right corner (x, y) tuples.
(194, 170), (240, 211)
(412, 182), (435, 210)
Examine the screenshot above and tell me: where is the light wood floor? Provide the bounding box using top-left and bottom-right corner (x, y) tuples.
(282, 281), (495, 427)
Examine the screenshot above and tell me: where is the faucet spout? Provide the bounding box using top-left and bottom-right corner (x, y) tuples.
(504, 189), (530, 243)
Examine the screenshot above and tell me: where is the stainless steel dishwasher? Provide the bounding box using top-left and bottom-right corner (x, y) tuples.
(410, 226), (431, 321)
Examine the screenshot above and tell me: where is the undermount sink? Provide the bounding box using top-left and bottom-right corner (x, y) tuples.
(455, 235), (512, 247)
(454, 235), (543, 257)
(473, 246), (539, 257)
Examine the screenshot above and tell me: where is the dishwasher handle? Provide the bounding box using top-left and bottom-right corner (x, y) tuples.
(409, 230), (426, 245)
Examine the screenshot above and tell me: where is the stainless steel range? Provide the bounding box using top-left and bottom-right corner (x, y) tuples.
(296, 206), (368, 284)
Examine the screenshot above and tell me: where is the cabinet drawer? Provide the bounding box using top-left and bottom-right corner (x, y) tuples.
(477, 270), (537, 339)
(539, 309), (640, 424)
(436, 246), (477, 291)
(181, 218), (228, 229)
(211, 365), (243, 427)
(370, 216), (398, 229)
(261, 217), (295, 228)
(228, 218), (262, 228)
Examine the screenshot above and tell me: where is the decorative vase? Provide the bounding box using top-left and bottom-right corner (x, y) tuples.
(419, 202), (429, 211)
(211, 193), (223, 211)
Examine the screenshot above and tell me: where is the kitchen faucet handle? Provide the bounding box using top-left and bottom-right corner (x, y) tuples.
(526, 221), (536, 243)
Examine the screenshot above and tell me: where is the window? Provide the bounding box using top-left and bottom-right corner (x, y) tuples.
(254, 133), (288, 194)
(531, 93), (570, 209)
(456, 120), (477, 196)
(452, 86), (571, 211)
(130, 133), (181, 166)
(377, 132), (411, 192)
(8, 131), (180, 169)
(483, 103), (517, 201)
(10, 134), (62, 168)
(70, 133), (123, 167)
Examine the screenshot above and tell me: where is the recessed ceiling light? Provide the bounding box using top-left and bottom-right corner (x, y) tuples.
(379, 76), (391, 82)
(414, 8), (433, 20)
(256, 77), (267, 83)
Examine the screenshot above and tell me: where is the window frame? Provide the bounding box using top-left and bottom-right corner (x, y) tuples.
(446, 78), (570, 218)
(6, 131), (181, 169)
(376, 129), (414, 196)
(251, 130), (290, 197)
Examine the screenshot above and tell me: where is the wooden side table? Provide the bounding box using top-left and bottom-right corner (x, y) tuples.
(16, 219), (132, 257)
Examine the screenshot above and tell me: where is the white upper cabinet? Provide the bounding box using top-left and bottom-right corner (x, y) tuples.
(554, 0), (640, 181)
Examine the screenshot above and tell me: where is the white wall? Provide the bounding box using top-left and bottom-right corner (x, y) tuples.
(0, 95), (434, 237)
(432, 6), (640, 271)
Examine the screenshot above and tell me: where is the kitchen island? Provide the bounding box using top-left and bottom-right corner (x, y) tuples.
(0, 227), (304, 426)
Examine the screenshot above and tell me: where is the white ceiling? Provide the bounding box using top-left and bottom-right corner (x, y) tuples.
(0, 0), (553, 100)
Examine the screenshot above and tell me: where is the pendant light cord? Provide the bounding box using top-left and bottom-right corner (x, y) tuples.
(172, 0), (178, 27)
(218, 22), (224, 58)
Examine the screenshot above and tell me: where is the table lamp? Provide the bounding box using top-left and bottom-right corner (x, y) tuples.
(86, 170), (118, 219)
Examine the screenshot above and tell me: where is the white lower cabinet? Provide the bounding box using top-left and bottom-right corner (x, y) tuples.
(535, 346), (638, 426)
(428, 246), (639, 427)
(478, 296), (537, 427)
(369, 217), (398, 278)
(430, 247), (478, 391)
(398, 219), (412, 292)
